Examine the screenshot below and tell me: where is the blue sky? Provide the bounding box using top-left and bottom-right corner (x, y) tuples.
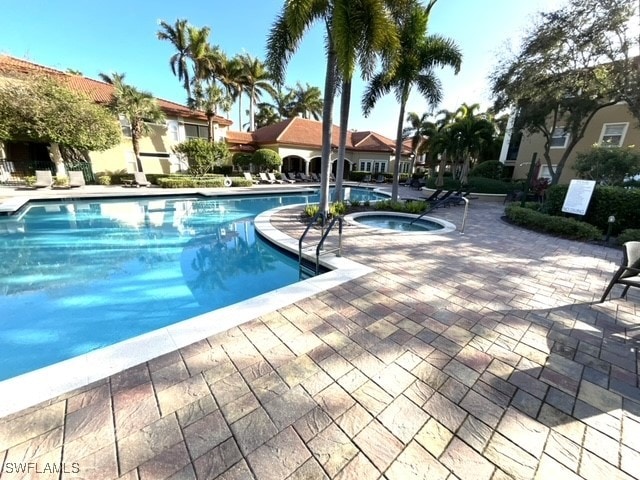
(1, 0), (559, 138)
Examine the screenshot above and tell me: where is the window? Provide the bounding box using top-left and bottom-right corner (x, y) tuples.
(373, 161), (387, 173)
(359, 161), (372, 172)
(550, 127), (569, 149)
(599, 123), (628, 147)
(167, 121), (179, 142)
(538, 164), (556, 180)
(184, 123), (208, 139)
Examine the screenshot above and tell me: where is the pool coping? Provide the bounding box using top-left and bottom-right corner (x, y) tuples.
(343, 211), (457, 235)
(0, 202), (374, 418)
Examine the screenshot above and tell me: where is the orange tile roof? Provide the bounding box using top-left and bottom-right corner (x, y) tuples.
(0, 55), (231, 126)
(226, 117), (410, 154)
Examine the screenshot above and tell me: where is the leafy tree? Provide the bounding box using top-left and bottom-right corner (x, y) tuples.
(173, 138), (230, 176)
(251, 148), (282, 171)
(290, 82), (323, 120)
(469, 160), (504, 180)
(99, 73), (165, 172)
(0, 75), (120, 173)
(491, 0), (638, 185)
(573, 146), (640, 186)
(363, 0), (462, 201)
(232, 153), (253, 169)
(237, 54), (276, 132)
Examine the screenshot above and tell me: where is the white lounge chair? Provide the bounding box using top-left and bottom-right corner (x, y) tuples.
(68, 171), (85, 188)
(243, 172), (258, 184)
(34, 170), (53, 188)
(267, 173), (286, 184)
(259, 172), (275, 184)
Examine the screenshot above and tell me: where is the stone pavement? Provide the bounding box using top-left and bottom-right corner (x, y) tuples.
(0, 191), (639, 480)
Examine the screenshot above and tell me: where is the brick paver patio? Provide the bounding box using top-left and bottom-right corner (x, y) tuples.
(0, 186), (638, 479)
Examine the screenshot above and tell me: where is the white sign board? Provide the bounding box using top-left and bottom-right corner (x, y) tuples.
(561, 179), (596, 215)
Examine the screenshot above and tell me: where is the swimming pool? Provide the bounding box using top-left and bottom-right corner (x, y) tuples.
(0, 189), (387, 382)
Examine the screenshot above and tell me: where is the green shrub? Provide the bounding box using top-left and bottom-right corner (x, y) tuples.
(332, 202), (347, 216)
(157, 176), (227, 188)
(545, 184), (640, 235)
(618, 229), (640, 243)
(24, 176), (36, 187)
(173, 138), (229, 176)
(97, 175), (111, 185)
(96, 169), (127, 185)
(232, 153), (253, 169)
(505, 205), (602, 240)
(54, 176), (69, 187)
(348, 171), (370, 182)
(304, 204), (320, 218)
(425, 176), (524, 194)
(469, 160), (503, 180)
(252, 149), (282, 171)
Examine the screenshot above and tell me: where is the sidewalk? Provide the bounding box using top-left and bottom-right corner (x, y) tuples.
(0, 189), (638, 479)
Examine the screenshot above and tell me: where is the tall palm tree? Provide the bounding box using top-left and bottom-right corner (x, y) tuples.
(402, 111), (432, 174)
(262, 86), (296, 120)
(157, 19), (192, 99)
(332, 0), (399, 201)
(99, 73), (165, 172)
(267, 1), (339, 219)
(238, 54), (277, 132)
(186, 25), (213, 103)
(363, 0), (462, 202)
(290, 82), (323, 120)
(220, 55), (249, 129)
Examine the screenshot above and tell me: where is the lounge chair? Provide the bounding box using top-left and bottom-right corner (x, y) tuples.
(600, 241), (640, 302)
(68, 171), (85, 188)
(310, 173), (320, 182)
(329, 173), (336, 182)
(298, 173), (313, 182)
(133, 172), (151, 187)
(375, 174), (386, 183)
(33, 170), (53, 188)
(259, 172), (275, 184)
(243, 172), (259, 184)
(267, 172), (285, 184)
(362, 174), (372, 183)
(409, 178), (424, 190)
(422, 189), (443, 202)
(286, 172), (299, 182)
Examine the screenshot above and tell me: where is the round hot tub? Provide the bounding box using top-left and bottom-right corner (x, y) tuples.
(344, 211), (456, 234)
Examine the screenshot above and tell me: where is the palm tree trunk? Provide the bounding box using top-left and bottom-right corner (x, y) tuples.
(238, 95), (243, 131)
(436, 153), (446, 187)
(132, 131), (143, 172)
(319, 30), (338, 221)
(392, 91), (408, 202)
(335, 78), (351, 202)
(249, 87), (256, 132)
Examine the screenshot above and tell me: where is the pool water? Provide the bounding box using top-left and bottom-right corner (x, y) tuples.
(356, 215), (444, 232)
(0, 189), (386, 381)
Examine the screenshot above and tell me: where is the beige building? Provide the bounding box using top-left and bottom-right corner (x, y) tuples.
(500, 103), (640, 184)
(0, 55), (409, 183)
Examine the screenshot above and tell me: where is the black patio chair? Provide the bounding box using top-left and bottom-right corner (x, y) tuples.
(600, 241), (640, 303)
(422, 189), (442, 202)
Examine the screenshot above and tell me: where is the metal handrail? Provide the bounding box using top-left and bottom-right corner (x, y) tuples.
(298, 212), (343, 277)
(410, 195), (470, 234)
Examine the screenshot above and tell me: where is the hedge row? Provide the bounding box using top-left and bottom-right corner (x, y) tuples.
(425, 176), (526, 194)
(504, 205), (602, 241)
(156, 175), (253, 188)
(545, 185), (640, 235)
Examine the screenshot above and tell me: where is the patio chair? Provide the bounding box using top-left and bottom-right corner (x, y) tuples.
(310, 173), (320, 182)
(33, 170), (53, 188)
(298, 173), (313, 182)
(599, 241), (640, 303)
(422, 189), (442, 202)
(267, 172), (285, 184)
(409, 178), (425, 190)
(68, 171), (85, 188)
(329, 173), (336, 182)
(133, 172), (151, 187)
(243, 172), (259, 184)
(375, 174), (386, 183)
(286, 172), (299, 182)
(259, 172), (275, 184)
(362, 174), (372, 183)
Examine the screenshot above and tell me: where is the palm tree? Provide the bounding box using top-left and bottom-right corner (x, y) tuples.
(157, 19), (192, 99)
(262, 86), (296, 120)
(99, 73), (165, 172)
(331, 0), (399, 201)
(190, 82), (230, 141)
(403, 111), (433, 174)
(219, 55), (249, 129)
(238, 54), (277, 132)
(267, 1), (339, 219)
(363, 0), (462, 202)
(448, 103), (497, 184)
(290, 82), (323, 120)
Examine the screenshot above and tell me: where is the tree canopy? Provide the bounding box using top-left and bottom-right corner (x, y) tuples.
(491, 0), (638, 185)
(573, 146), (640, 186)
(0, 75), (120, 151)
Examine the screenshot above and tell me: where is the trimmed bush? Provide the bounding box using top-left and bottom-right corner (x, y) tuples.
(545, 184), (640, 235)
(618, 229), (640, 243)
(97, 175), (110, 185)
(425, 176), (525, 194)
(469, 160), (503, 180)
(505, 205), (602, 241)
(252, 149), (282, 171)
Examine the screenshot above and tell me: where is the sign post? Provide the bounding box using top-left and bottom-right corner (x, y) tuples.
(561, 179), (596, 216)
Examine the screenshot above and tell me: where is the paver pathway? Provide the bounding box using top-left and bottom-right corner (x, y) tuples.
(0, 191), (638, 480)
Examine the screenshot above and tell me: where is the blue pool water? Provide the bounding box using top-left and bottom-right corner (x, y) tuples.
(356, 215), (444, 232)
(0, 189), (387, 381)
